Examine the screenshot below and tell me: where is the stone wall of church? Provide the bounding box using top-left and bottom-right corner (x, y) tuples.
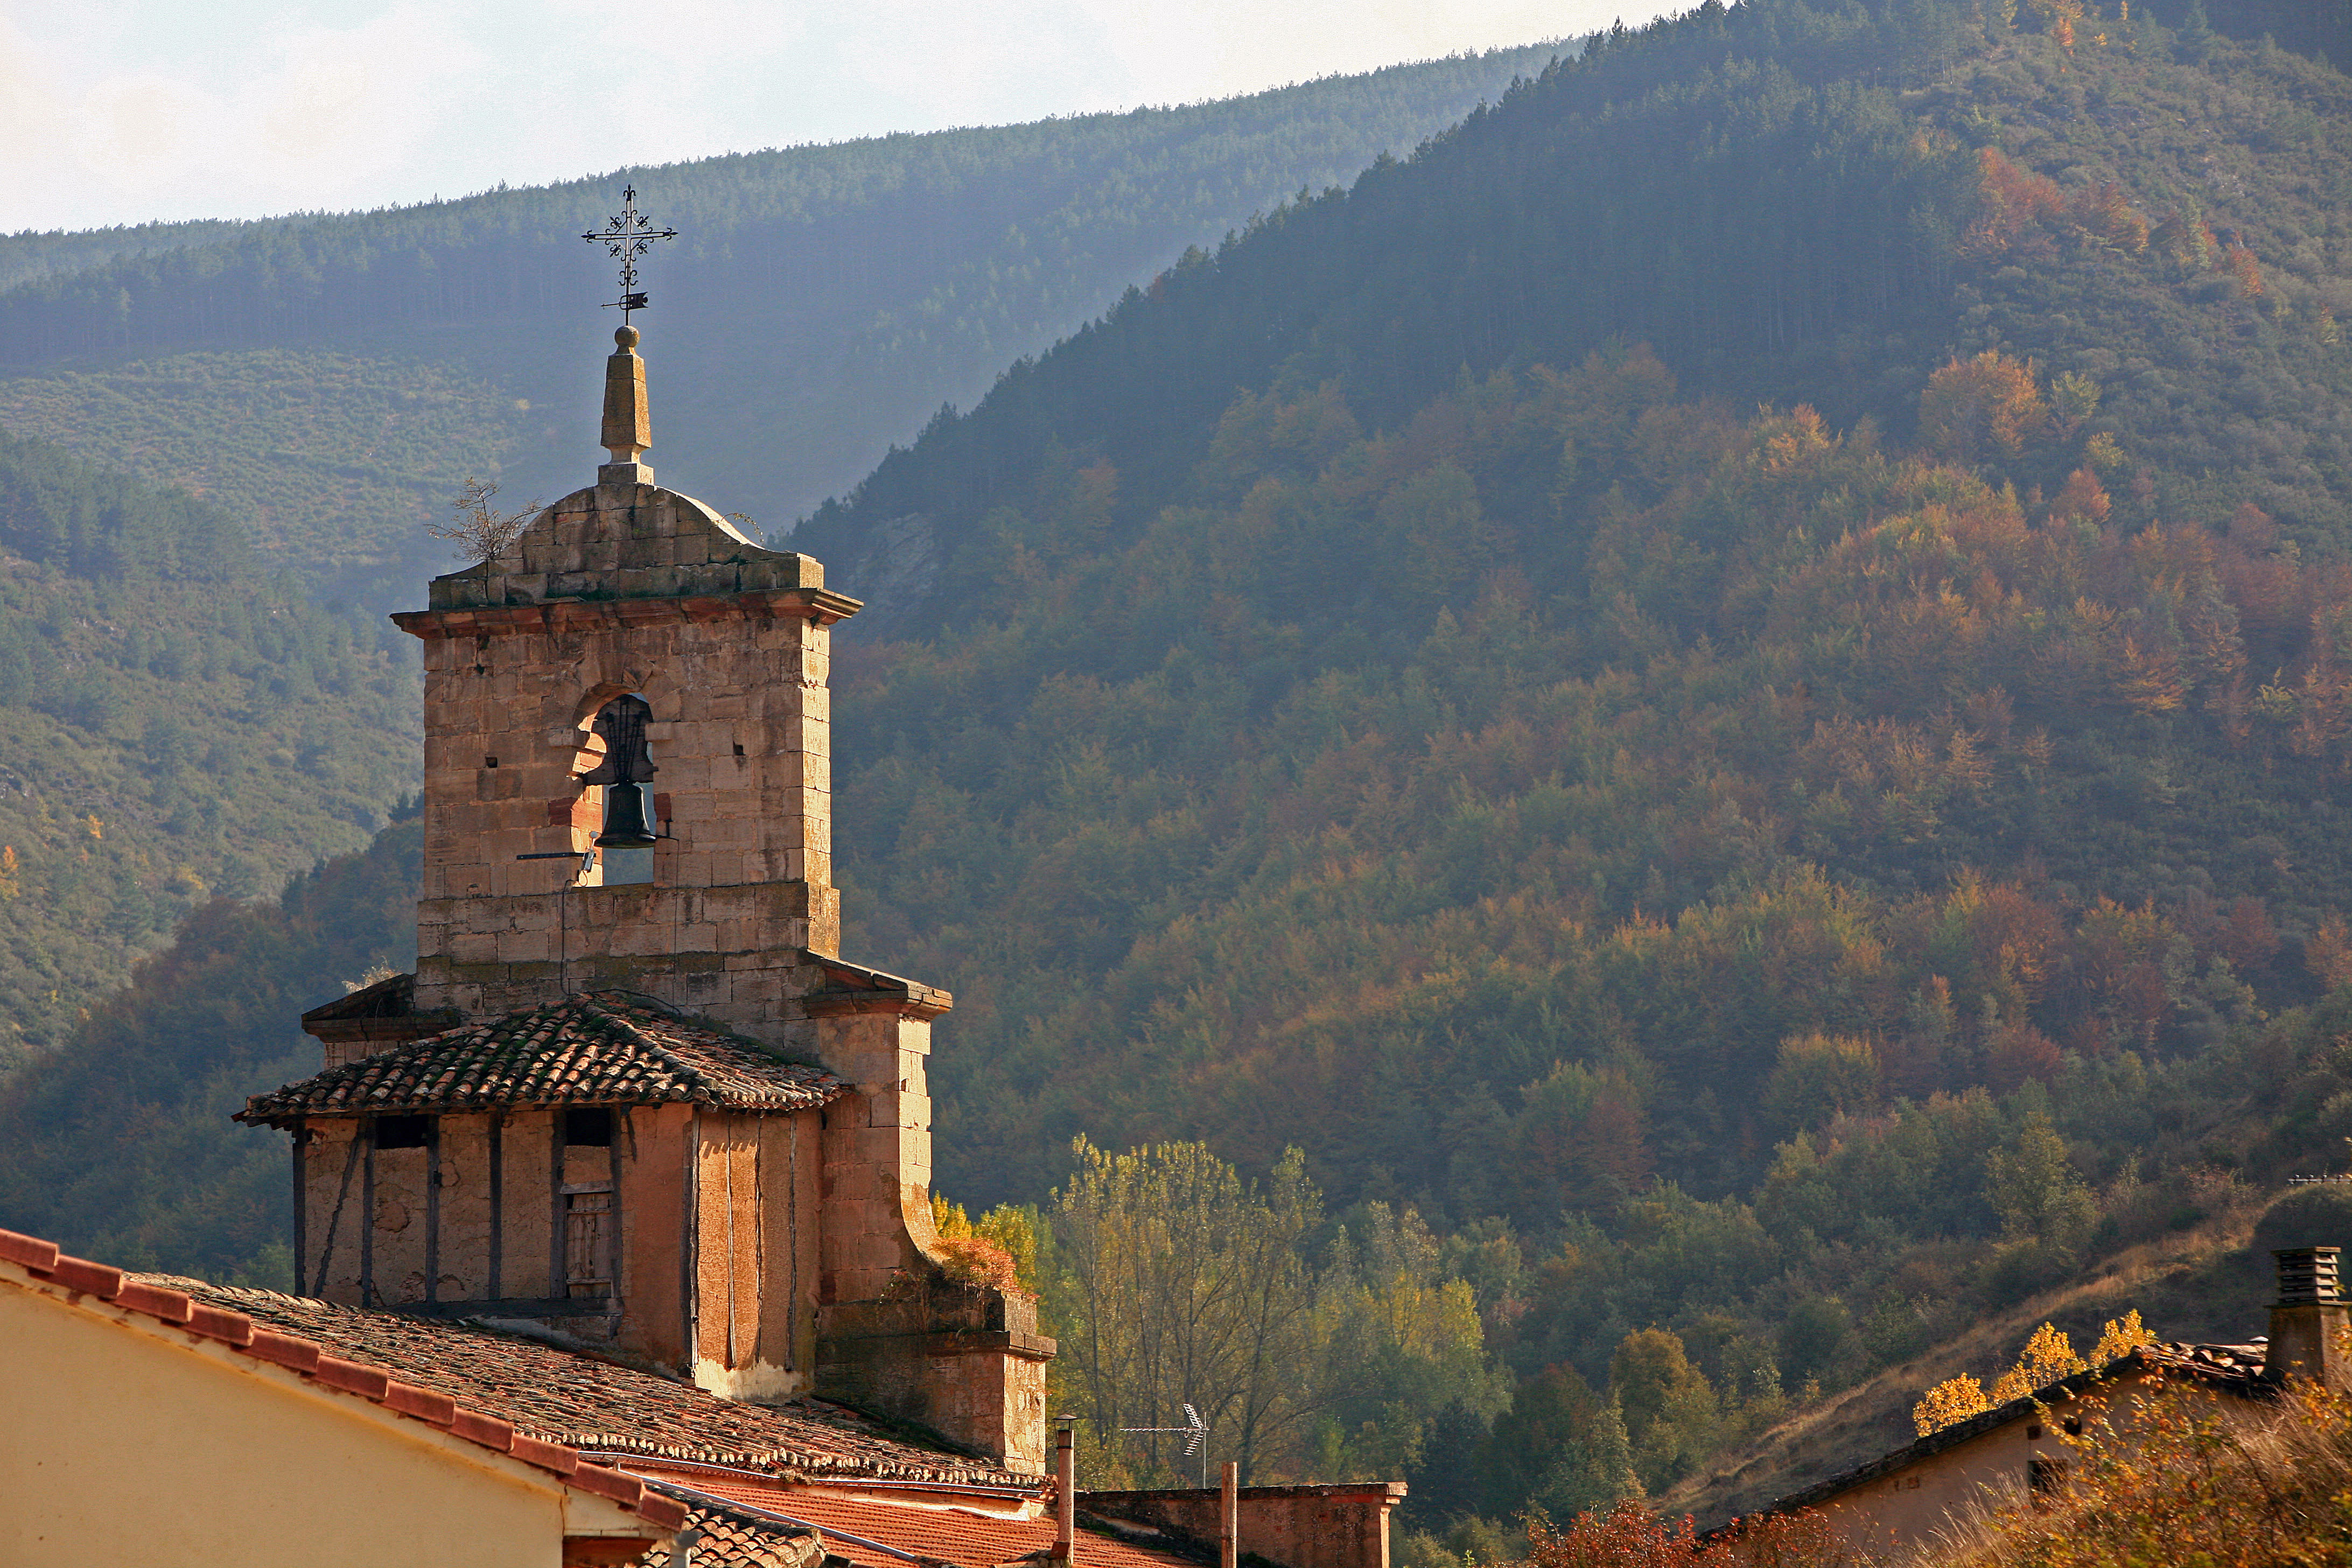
(808, 1002), (1053, 1472)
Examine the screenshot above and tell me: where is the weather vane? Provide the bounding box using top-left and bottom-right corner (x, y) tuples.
(581, 186), (679, 323)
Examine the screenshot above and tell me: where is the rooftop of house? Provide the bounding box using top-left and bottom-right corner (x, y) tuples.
(126, 1269), (1031, 1487)
(1745, 1337), (2276, 1524)
(2, 1221), (1214, 1568)
(629, 1467), (1209, 1568)
(636, 1487), (829, 1568)
(240, 992), (845, 1125)
(0, 1225), (691, 1536)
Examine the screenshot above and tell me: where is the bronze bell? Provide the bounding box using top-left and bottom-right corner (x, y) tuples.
(595, 782), (659, 849)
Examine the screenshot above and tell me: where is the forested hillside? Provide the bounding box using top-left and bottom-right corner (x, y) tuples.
(4, 0), (2352, 1542)
(0, 46), (1560, 608)
(0, 813), (418, 1279)
(799, 0), (2352, 608)
(0, 437), (415, 1062)
(787, 0), (2352, 1517)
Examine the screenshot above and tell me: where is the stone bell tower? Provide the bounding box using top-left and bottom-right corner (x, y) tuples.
(396, 321), (855, 1032)
(248, 321), (1051, 1473)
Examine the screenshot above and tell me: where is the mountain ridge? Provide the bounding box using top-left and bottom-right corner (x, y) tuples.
(0, 46), (1567, 611)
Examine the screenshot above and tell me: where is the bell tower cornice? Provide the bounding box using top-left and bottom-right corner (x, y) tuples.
(391, 585), (862, 641)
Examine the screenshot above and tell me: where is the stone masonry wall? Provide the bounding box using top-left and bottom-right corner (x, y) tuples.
(814, 1009), (936, 1305)
(808, 1003), (1054, 1473)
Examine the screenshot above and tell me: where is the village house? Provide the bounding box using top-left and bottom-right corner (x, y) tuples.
(0, 317), (1405, 1568)
(1730, 1245), (2346, 1553)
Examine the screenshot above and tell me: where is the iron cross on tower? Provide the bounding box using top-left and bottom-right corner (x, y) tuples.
(582, 185), (680, 321)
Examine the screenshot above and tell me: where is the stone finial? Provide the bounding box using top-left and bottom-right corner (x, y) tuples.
(600, 325), (653, 485)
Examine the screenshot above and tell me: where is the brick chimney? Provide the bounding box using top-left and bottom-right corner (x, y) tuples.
(2266, 1245), (2349, 1389)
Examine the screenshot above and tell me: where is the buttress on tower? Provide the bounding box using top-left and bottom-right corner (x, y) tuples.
(239, 325), (1052, 1473)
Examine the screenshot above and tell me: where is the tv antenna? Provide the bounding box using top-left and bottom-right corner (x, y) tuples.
(582, 185), (679, 322)
(1120, 1402), (1209, 1487)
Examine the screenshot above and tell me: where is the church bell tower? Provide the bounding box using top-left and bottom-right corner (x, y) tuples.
(398, 323), (854, 1031)
(243, 290), (1050, 1473)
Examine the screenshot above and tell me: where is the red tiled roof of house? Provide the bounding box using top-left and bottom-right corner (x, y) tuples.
(622, 1467), (1201, 1568)
(239, 992), (845, 1125)
(630, 1488), (828, 1568)
(131, 1272), (1030, 1487)
(0, 1226), (688, 1533)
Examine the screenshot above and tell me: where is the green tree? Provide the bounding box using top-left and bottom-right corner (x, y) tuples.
(1052, 1138), (1321, 1483)
(1608, 1328), (1722, 1492)
(1764, 1034), (1882, 1133)
(1479, 1365), (1641, 1521)
(1985, 1111), (2099, 1251)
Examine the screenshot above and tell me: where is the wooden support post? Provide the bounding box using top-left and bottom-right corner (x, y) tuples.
(488, 1112), (505, 1299)
(1220, 1461), (1237, 1568)
(425, 1115), (442, 1302)
(607, 1129), (625, 1332)
(291, 1123), (308, 1297)
(361, 1121), (376, 1306)
(550, 1109), (568, 1297)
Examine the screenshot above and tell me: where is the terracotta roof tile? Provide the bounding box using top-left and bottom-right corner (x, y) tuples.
(0, 1227), (681, 1531)
(134, 1274), (1030, 1488)
(627, 1487), (826, 1568)
(621, 1470), (1199, 1568)
(240, 993), (845, 1125)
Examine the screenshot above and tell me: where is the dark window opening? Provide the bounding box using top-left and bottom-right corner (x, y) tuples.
(565, 1107), (614, 1147)
(732, 743), (746, 758)
(2063, 1416), (2082, 1436)
(2025, 1424), (2043, 1440)
(484, 754), (499, 768)
(2028, 1453), (2067, 1502)
(373, 1114), (431, 1149)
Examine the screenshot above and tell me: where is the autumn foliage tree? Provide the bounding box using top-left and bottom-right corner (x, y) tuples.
(1914, 1313), (2156, 1436)
(1052, 1139), (1321, 1481)
(1919, 351), (2048, 463)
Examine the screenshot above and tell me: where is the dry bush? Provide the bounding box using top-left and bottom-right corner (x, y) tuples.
(429, 477), (542, 564)
(934, 1234), (1026, 1294)
(1524, 1502), (1866, 1568)
(1927, 1378), (2352, 1567)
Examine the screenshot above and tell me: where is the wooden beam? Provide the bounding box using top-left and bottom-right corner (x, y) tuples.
(291, 1122), (308, 1297)
(425, 1115), (442, 1303)
(488, 1111), (505, 1300)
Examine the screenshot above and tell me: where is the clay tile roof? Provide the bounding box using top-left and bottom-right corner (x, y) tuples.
(0, 1227), (685, 1532)
(627, 1488), (827, 1568)
(2147, 1339), (2271, 1380)
(622, 1471), (1201, 1568)
(239, 992), (845, 1125)
(128, 1273), (1030, 1488)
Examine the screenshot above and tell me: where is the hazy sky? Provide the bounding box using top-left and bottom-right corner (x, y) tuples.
(5, 0), (1681, 234)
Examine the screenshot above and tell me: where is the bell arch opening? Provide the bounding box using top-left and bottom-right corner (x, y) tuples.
(577, 693), (661, 886)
